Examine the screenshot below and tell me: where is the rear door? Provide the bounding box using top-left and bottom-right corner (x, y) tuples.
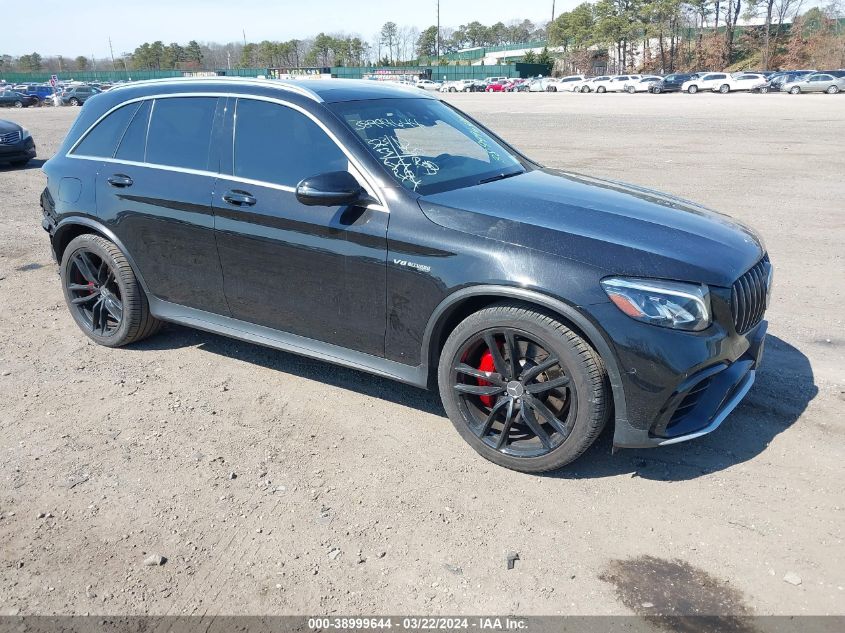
(212, 97), (388, 356)
(93, 96), (230, 315)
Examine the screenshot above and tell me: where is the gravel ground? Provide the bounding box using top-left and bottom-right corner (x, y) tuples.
(0, 92), (842, 618)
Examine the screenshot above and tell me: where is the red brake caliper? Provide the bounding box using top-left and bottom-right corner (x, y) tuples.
(476, 349), (496, 408)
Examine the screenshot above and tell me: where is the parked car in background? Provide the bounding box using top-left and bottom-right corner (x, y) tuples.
(624, 76), (662, 93)
(782, 73), (845, 94)
(416, 79), (441, 91)
(20, 84), (56, 104)
(527, 78), (547, 92)
(485, 81), (508, 92)
(60, 85), (101, 106)
(760, 71), (814, 93)
(575, 76), (612, 92)
(592, 76), (623, 93)
(651, 73), (694, 93)
(682, 73), (730, 93)
(723, 73), (768, 92)
(0, 118), (36, 166)
(606, 75), (642, 92)
(554, 75), (585, 92)
(0, 89), (39, 108)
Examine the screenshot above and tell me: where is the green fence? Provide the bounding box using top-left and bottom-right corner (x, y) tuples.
(3, 63), (550, 84)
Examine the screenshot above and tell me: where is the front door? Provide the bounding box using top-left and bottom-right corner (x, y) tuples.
(213, 97), (388, 357)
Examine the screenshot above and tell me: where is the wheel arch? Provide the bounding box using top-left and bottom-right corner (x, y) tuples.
(421, 285), (628, 426)
(52, 217), (153, 297)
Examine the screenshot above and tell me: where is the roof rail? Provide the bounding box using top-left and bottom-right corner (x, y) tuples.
(108, 76), (323, 102)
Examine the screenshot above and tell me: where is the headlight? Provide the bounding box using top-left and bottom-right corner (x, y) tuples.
(601, 277), (712, 331)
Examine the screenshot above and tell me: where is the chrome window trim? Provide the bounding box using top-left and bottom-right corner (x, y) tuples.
(66, 92), (389, 213)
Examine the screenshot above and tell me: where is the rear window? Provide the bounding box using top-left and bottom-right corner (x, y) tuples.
(145, 97), (217, 170)
(115, 100), (152, 162)
(72, 102), (142, 158)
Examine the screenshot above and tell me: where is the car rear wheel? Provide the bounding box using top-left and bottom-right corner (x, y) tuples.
(789, 86), (800, 94)
(826, 86), (839, 94)
(596, 86), (606, 93)
(69, 97), (80, 106)
(652, 86), (662, 94)
(14, 100), (23, 108)
(688, 85), (698, 94)
(625, 86), (635, 94)
(759, 86), (769, 94)
(61, 234), (162, 348)
(719, 84), (730, 94)
(438, 303), (609, 473)
(580, 86), (589, 93)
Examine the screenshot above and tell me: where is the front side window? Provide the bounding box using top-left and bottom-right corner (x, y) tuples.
(330, 98), (524, 195)
(72, 102), (142, 158)
(146, 97), (217, 170)
(233, 99), (348, 188)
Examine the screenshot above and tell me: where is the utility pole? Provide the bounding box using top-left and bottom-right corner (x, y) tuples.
(109, 37), (116, 70)
(243, 29), (247, 48)
(436, 0), (440, 57)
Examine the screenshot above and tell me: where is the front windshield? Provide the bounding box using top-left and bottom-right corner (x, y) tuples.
(329, 98), (525, 195)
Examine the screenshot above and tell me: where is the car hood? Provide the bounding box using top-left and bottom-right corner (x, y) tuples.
(418, 169), (764, 288)
(0, 119), (23, 133)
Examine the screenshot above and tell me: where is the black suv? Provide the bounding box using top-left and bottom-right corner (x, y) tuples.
(41, 78), (771, 472)
(651, 73), (697, 93)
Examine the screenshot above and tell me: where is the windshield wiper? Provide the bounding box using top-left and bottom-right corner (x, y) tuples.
(478, 170), (525, 185)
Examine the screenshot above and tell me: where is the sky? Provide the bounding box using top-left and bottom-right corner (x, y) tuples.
(4, 0), (579, 58)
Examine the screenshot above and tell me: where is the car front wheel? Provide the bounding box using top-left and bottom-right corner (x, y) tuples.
(718, 84), (730, 94)
(438, 303), (609, 473)
(69, 97), (80, 106)
(61, 234), (162, 347)
(789, 86), (800, 94)
(14, 100), (23, 108)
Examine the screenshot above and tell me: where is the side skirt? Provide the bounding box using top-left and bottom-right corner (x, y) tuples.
(148, 298), (428, 388)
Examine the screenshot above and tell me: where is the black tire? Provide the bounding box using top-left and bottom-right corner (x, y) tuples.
(438, 302), (609, 473)
(826, 85), (839, 94)
(14, 100), (23, 108)
(597, 86), (606, 93)
(718, 84), (730, 94)
(759, 86), (769, 94)
(581, 86), (590, 93)
(652, 86), (662, 94)
(625, 86), (635, 94)
(69, 97), (80, 106)
(60, 234), (162, 347)
(688, 85), (698, 94)
(789, 86), (800, 95)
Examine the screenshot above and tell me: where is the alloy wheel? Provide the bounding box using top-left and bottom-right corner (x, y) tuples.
(450, 328), (577, 458)
(14, 101), (23, 108)
(66, 249), (124, 336)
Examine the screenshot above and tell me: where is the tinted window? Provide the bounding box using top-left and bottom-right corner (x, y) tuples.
(73, 102), (141, 158)
(115, 99), (151, 162)
(146, 97), (217, 170)
(233, 98), (347, 187)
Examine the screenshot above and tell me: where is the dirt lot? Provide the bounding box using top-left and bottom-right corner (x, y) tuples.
(0, 93), (843, 619)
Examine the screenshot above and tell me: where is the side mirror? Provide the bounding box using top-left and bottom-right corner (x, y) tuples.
(295, 171), (369, 207)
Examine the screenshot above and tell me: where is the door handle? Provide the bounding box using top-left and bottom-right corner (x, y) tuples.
(222, 190), (256, 207)
(107, 174), (133, 188)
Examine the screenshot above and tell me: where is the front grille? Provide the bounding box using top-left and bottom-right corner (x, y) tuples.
(731, 257), (769, 334)
(0, 130), (22, 145)
(668, 376), (713, 428)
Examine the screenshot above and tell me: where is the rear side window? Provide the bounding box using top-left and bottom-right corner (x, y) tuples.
(72, 102), (141, 158)
(115, 100), (151, 162)
(233, 98), (347, 187)
(146, 97), (217, 170)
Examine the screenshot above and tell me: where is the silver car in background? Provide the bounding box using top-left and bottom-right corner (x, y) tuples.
(782, 73), (845, 94)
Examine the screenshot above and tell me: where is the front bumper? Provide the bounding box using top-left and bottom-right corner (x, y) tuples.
(0, 136), (36, 163)
(587, 298), (767, 449)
